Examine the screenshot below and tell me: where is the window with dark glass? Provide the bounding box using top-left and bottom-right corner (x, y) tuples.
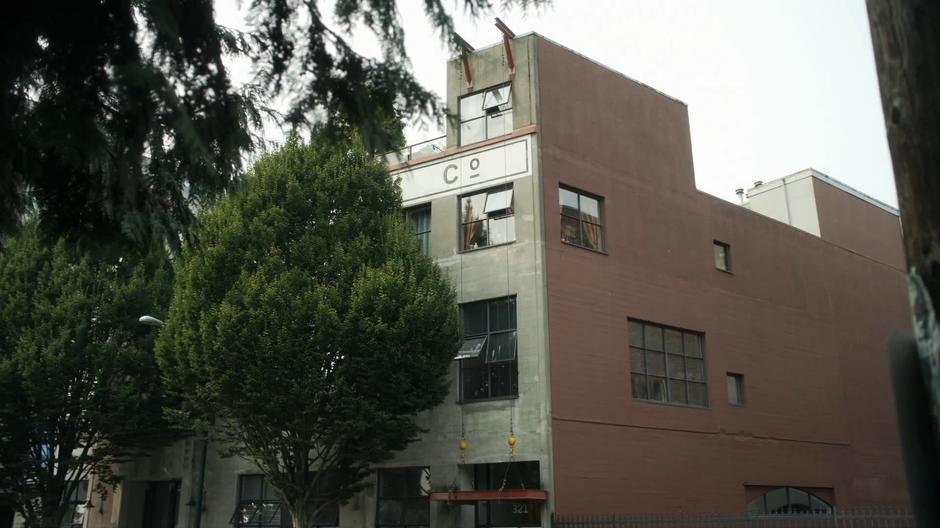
(405, 204), (431, 255)
(559, 187), (604, 251)
(714, 240), (731, 272)
(459, 297), (518, 402)
(142, 480), (181, 528)
(459, 84), (513, 146)
(747, 487), (832, 516)
(460, 186), (515, 251)
(62, 480), (89, 528)
(727, 373), (745, 406)
(629, 319), (707, 407)
(234, 474), (338, 528)
(376, 468), (430, 528)
(474, 461), (541, 527)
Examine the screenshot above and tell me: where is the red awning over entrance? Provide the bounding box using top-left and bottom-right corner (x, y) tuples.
(429, 490), (549, 503)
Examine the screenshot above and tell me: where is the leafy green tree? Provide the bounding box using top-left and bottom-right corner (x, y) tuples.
(0, 225), (177, 528)
(2, 0), (542, 250)
(157, 139), (460, 528)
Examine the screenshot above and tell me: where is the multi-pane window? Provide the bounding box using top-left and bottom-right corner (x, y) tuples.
(458, 297), (518, 402)
(714, 240), (731, 272)
(747, 487), (833, 516)
(460, 186), (515, 251)
(629, 320), (707, 407)
(459, 84), (513, 146)
(559, 187), (604, 251)
(62, 480), (88, 528)
(234, 475), (284, 528)
(234, 475), (338, 528)
(474, 461), (541, 527)
(727, 373), (745, 406)
(376, 468), (430, 528)
(405, 204), (431, 255)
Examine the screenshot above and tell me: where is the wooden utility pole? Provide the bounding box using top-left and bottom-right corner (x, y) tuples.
(866, 1), (940, 524)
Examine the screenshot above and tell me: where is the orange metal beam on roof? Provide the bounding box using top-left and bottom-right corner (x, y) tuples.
(429, 489), (549, 503)
(494, 18), (516, 76)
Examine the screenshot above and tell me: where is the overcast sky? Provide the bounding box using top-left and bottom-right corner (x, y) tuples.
(216, 0), (897, 206)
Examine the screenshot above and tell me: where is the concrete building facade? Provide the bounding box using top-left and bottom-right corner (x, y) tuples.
(53, 32), (909, 528)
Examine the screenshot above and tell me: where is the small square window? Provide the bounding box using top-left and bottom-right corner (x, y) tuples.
(727, 373), (744, 406)
(714, 240), (731, 272)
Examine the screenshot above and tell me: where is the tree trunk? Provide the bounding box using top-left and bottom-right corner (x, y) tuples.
(866, 0), (940, 524)
(287, 501), (311, 528)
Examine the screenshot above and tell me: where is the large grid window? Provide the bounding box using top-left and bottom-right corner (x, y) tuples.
(458, 297), (518, 402)
(62, 480), (88, 528)
(459, 84), (513, 146)
(234, 475), (338, 528)
(460, 186), (515, 251)
(559, 187), (604, 251)
(376, 468), (430, 528)
(405, 204), (431, 255)
(629, 320), (707, 407)
(474, 461), (541, 527)
(747, 487), (833, 516)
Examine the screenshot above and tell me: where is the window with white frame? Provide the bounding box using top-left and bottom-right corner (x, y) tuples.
(460, 185), (515, 251)
(459, 84), (513, 146)
(458, 297), (518, 402)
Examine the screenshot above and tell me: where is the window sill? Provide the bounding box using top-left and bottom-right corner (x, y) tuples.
(716, 267), (733, 275)
(633, 397), (710, 411)
(459, 241), (516, 254)
(729, 402), (745, 408)
(561, 239), (608, 255)
(458, 395), (520, 405)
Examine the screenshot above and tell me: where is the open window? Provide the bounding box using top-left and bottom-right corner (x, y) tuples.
(458, 297), (518, 402)
(461, 185), (515, 251)
(459, 84), (514, 146)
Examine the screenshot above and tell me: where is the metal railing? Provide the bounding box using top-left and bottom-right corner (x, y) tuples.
(383, 135), (446, 165)
(552, 509), (915, 528)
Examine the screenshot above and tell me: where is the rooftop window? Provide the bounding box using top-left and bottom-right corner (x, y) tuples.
(459, 84), (513, 146)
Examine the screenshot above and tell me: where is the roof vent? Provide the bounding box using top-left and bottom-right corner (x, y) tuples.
(753, 180), (763, 187)
(735, 188), (745, 204)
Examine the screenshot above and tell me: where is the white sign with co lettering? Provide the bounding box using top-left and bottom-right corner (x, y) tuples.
(395, 135), (532, 205)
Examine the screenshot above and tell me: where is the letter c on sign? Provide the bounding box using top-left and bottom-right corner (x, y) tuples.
(444, 164), (458, 184)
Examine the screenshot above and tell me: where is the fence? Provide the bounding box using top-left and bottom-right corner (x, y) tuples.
(382, 135), (446, 165)
(552, 509), (915, 528)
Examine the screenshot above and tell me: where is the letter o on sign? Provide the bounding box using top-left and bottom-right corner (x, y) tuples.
(469, 158), (480, 171)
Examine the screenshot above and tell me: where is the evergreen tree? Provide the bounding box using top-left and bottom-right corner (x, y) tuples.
(157, 138), (461, 528)
(0, 225), (176, 528)
(1, 0), (542, 250)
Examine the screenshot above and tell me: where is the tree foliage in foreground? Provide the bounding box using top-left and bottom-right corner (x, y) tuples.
(157, 139), (461, 528)
(0, 226), (176, 528)
(1, 0), (543, 251)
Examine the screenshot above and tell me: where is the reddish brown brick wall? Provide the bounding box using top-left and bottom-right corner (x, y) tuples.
(536, 37), (910, 515)
(813, 178), (906, 270)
